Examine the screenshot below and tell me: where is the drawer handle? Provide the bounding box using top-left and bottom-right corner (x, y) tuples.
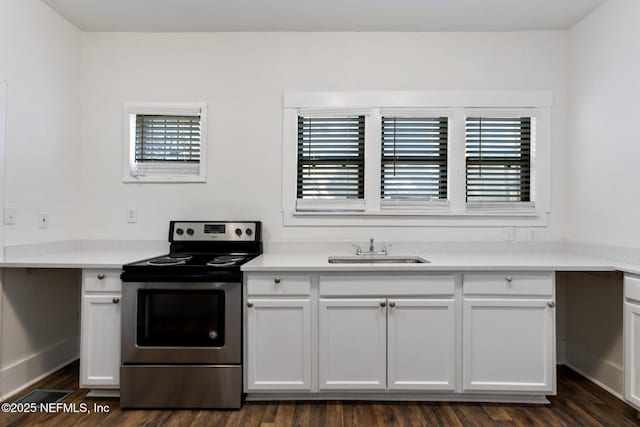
(548, 301), (556, 308)
(380, 301), (387, 308)
(505, 276), (513, 283)
(247, 302), (254, 308)
(389, 301), (396, 308)
(274, 277), (281, 284)
(97, 273), (105, 280)
(112, 297), (120, 304)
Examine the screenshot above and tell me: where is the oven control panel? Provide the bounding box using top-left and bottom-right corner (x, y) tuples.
(170, 221), (260, 242)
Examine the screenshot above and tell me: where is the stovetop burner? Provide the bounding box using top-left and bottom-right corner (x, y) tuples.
(146, 255), (193, 266)
(206, 255), (247, 267)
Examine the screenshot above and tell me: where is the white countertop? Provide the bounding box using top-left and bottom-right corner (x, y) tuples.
(1, 249), (163, 269)
(2, 240), (640, 275)
(0, 240), (166, 269)
(242, 243), (640, 275)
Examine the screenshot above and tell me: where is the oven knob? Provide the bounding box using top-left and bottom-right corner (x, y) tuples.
(245, 228), (253, 236)
(186, 228), (194, 235)
(235, 228), (242, 236)
(208, 330), (218, 340)
(176, 228), (184, 235)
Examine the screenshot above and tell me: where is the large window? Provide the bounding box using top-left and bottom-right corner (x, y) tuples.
(283, 92), (551, 226)
(124, 103), (207, 183)
(297, 116), (365, 207)
(381, 116), (448, 202)
(465, 117), (532, 205)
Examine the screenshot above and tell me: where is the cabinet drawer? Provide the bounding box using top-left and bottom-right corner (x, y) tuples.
(83, 269), (122, 293)
(625, 275), (640, 302)
(319, 275), (455, 297)
(463, 273), (553, 296)
(247, 274), (311, 296)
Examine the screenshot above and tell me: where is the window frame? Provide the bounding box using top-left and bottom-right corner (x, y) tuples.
(463, 108), (540, 212)
(123, 102), (208, 183)
(282, 92), (552, 227)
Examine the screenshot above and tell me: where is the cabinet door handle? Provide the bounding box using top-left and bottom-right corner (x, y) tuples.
(274, 277), (281, 284)
(505, 276), (513, 283)
(380, 301), (387, 308)
(112, 297), (120, 304)
(548, 301), (556, 308)
(97, 273), (105, 280)
(247, 302), (254, 308)
(389, 301), (396, 308)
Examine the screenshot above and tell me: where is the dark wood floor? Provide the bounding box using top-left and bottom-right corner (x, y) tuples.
(1, 362), (639, 426)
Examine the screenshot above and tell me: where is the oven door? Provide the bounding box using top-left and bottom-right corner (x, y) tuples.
(121, 282), (240, 364)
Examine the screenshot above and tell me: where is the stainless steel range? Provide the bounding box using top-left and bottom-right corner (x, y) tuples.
(120, 221), (262, 409)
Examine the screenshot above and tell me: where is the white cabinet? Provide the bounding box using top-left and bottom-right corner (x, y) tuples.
(387, 298), (456, 391)
(245, 274), (313, 392)
(318, 278), (457, 392)
(246, 299), (312, 391)
(319, 299), (387, 390)
(462, 273), (555, 393)
(624, 274), (640, 409)
(80, 269), (122, 389)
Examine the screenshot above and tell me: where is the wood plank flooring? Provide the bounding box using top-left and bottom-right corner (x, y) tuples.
(1, 362), (638, 426)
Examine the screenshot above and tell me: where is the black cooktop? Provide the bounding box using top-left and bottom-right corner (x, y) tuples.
(121, 221), (262, 283)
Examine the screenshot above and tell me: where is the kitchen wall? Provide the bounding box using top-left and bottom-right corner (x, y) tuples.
(0, 0), (82, 246)
(567, 0), (640, 248)
(0, 269), (80, 400)
(79, 31), (570, 243)
(0, 0), (82, 399)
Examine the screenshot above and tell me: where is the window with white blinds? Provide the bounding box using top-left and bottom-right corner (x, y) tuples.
(381, 117), (448, 202)
(133, 114), (201, 176)
(124, 103), (207, 182)
(465, 117), (532, 204)
(296, 116), (365, 203)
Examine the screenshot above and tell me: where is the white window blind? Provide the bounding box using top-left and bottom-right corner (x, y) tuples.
(296, 115), (365, 204)
(465, 117), (532, 205)
(131, 114), (201, 177)
(381, 117), (448, 204)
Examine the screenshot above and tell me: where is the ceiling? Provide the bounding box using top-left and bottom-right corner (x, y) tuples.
(41, 0), (605, 32)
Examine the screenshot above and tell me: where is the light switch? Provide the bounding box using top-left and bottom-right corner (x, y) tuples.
(127, 208), (137, 223)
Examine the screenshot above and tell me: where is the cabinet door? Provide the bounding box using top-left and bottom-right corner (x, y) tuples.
(319, 299), (387, 390)
(246, 299), (312, 391)
(80, 294), (121, 388)
(625, 301), (640, 409)
(388, 299), (456, 391)
(463, 298), (554, 393)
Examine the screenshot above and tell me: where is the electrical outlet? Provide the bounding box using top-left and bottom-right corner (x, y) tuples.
(38, 213), (49, 229)
(127, 208), (137, 223)
(4, 207), (16, 225)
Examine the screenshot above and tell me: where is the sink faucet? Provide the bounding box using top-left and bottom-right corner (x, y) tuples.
(353, 238), (390, 256)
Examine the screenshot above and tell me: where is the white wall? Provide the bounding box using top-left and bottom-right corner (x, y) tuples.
(0, 0), (82, 245)
(567, 0), (640, 248)
(1, 269), (80, 399)
(80, 31), (570, 243)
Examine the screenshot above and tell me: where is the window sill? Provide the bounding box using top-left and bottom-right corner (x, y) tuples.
(283, 210), (548, 227)
(123, 175), (206, 184)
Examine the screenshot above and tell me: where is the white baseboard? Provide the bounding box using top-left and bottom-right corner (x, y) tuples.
(1, 337), (78, 401)
(564, 342), (624, 400)
(246, 393), (549, 404)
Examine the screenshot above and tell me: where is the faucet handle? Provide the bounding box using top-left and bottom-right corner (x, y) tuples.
(382, 244), (392, 254)
(352, 244), (362, 255)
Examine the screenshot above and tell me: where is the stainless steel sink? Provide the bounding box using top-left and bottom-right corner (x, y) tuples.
(328, 256), (430, 264)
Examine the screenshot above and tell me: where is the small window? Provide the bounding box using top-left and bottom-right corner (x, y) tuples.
(381, 116), (448, 205)
(296, 115), (365, 211)
(465, 117), (532, 206)
(124, 103), (207, 182)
